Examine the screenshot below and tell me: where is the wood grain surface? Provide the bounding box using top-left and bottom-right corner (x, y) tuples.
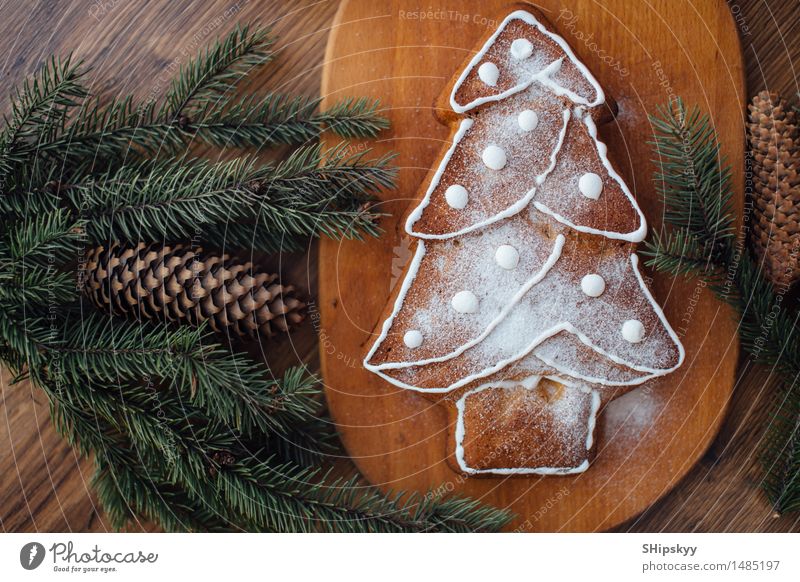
(1, 0), (799, 533)
(319, 0), (745, 532)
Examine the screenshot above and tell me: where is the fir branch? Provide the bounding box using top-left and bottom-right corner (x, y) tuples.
(51, 313), (321, 436)
(0, 20), (514, 534)
(649, 98), (736, 256)
(0, 55), (86, 171)
(69, 146), (393, 247)
(44, 368), (512, 533)
(67, 156), (259, 242)
(645, 99), (800, 514)
(0, 265), (76, 310)
(0, 158), (68, 216)
(6, 208), (84, 267)
(175, 350), (323, 435)
(23, 96), (179, 163)
(192, 94), (390, 147)
(248, 143), (394, 241)
(762, 381), (800, 515)
(267, 416), (341, 467)
(641, 227), (720, 280)
(27, 96), (390, 165)
(162, 24), (274, 121)
(93, 459), (233, 532)
(207, 461), (512, 533)
(6, 28), (387, 169)
(317, 97), (390, 139)
(0, 309), (58, 374)
(49, 395), (232, 531)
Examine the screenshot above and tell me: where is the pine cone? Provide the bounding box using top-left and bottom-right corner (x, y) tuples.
(83, 242), (305, 338)
(747, 91), (800, 287)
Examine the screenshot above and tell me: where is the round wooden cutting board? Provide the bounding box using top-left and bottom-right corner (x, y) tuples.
(319, 0), (744, 531)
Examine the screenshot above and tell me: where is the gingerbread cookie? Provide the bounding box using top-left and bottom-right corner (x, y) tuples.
(364, 7), (684, 475)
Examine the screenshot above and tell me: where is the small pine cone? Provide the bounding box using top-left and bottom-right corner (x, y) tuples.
(747, 91), (800, 287)
(83, 242), (305, 338)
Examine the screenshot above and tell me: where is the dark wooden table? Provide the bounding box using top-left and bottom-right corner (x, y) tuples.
(1, 0), (799, 533)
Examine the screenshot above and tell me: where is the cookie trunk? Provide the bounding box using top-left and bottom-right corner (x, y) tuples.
(447, 378), (600, 475)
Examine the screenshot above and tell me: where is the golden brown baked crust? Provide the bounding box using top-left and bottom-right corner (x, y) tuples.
(363, 4), (684, 476)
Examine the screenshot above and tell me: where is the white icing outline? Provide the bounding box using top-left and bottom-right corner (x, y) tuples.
(533, 111), (647, 242)
(454, 376), (601, 475)
(365, 235), (566, 376)
(362, 240), (427, 373)
(363, 8), (686, 475)
(532, 254), (686, 386)
(449, 10), (605, 113)
(365, 253), (685, 393)
(406, 109), (571, 239)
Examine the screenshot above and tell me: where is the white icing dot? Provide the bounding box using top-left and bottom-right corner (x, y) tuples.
(451, 290), (479, 314)
(578, 172), (603, 200)
(517, 109), (539, 131)
(495, 245), (519, 270)
(510, 38), (533, 60)
(403, 330), (423, 349)
(477, 62), (499, 86)
(444, 184), (469, 209)
(621, 320), (645, 343)
(581, 273), (606, 297)
(481, 145), (506, 170)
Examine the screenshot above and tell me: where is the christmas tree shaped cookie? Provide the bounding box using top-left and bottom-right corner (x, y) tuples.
(364, 7), (684, 475)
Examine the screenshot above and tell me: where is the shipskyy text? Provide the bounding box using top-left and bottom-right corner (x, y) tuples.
(642, 544), (697, 557)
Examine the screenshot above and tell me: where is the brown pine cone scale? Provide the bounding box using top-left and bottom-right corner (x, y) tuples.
(83, 242), (305, 338)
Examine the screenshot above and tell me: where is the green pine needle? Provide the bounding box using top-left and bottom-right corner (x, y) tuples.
(0, 55), (87, 171)
(68, 146), (393, 249)
(645, 98), (800, 515)
(162, 23), (274, 120)
(0, 21), (510, 533)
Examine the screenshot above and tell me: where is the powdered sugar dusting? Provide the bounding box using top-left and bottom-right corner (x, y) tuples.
(378, 212), (560, 365)
(408, 83), (569, 238)
(603, 387), (663, 442)
(450, 11), (604, 113)
(454, 377), (599, 474)
(363, 8), (685, 476)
